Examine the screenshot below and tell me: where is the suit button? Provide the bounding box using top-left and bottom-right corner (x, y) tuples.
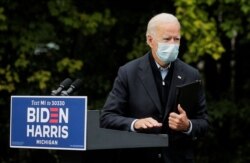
(158, 153), (162, 158)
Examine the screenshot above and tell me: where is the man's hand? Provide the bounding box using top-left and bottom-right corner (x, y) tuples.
(168, 104), (190, 132)
(134, 117), (162, 130)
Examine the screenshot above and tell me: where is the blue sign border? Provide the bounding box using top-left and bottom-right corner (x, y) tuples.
(10, 96), (87, 151)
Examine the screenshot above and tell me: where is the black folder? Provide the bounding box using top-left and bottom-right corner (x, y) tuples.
(175, 80), (202, 112)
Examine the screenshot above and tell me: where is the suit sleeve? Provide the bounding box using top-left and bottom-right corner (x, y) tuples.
(100, 66), (135, 131)
(189, 70), (210, 139)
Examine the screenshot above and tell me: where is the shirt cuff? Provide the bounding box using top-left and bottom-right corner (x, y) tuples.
(183, 120), (192, 135)
(130, 119), (138, 132)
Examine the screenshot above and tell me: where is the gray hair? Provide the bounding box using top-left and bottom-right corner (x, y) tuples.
(146, 13), (181, 37)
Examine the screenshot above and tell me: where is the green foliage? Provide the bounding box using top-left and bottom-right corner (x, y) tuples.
(48, 0), (116, 35)
(14, 54), (29, 69)
(27, 70), (51, 90)
(0, 0), (249, 162)
(0, 7), (7, 31)
(196, 99), (250, 163)
(127, 37), (149, 60)
(175, 0), (225, 63)
(125, 0), (250, 63)
(0, 65), (19, 92)
(216, 0), (250, 42)
(0, 0), (115, 95)
(79, 10), (116, 35)
(57, 57), (83, 74)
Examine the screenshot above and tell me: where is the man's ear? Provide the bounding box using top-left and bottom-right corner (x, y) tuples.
(146, 35), (153, 47)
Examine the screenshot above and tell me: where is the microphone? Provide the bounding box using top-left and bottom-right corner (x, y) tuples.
(51, 78), (73, 96)
(61, 78), (82, 96)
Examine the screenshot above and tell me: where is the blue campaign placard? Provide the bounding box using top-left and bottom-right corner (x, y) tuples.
(10, 96), (87, 150)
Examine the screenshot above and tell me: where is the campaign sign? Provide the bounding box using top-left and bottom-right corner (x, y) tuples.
(10, 96), (87, 150)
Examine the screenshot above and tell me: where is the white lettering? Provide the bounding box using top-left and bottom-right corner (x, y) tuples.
(59, 108), (68, 123)
(61, 126), (68, 138)
(27, 107), (36, 122)
(50, 125), (58, 138)
(43, 125), (50, 137)
(36, 139), (58, 145)
(26, 125), (69, 138)
(40, 100), (46, 105)
(27, 107), (68, 123)
(40, 107), (49, 123)
(34, 125), (42, 137)
(26, 124), (34, 137)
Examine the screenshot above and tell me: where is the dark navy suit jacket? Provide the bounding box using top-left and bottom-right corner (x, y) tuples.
(100, 52), (209, 162)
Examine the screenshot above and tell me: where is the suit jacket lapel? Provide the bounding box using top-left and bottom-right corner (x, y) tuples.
(138, 54), (162, 112)
(164, 60), (186, 119)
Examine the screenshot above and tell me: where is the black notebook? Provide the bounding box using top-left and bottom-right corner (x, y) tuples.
(175, 80), (202, 112)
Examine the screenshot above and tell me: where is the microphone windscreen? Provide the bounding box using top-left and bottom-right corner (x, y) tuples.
(71, 79), (82, 89)
(60, 78), (73, 88)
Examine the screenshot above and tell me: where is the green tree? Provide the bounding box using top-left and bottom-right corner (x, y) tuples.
(0, 0), (115, 161)
(0, 0), (116, 97)
(0, 0), (250, 162)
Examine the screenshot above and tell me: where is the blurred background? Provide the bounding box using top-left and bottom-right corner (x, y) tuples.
(0, 0), (249, 162)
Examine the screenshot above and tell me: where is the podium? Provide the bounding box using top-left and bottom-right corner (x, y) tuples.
(87, 110), (168, 149)
(59, 110), (169, 163)
(10, 96), (168, 162)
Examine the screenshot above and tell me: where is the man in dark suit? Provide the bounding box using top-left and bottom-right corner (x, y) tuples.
(100, 13), (209, 163)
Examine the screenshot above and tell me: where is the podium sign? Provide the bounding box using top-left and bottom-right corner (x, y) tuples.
(10, 96), (87, 151)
